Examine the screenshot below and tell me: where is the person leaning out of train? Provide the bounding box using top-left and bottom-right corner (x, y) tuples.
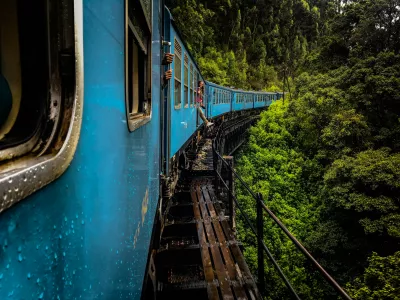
(162, 53), (174, 88)
(196, 81), (213, 127)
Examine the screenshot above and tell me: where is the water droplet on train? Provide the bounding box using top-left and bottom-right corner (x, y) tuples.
(18, 254), (23, 262)
(14, 188), (19, 192)
(18, 246), (22, 252)
(6, 264), (9, 269)
(54, 253), (58, 259)
(3, 194), (7, 201)
(38, 292), (44, 299)
(37, 278), (40, 284)
(8, 179), (12, 184)
(0, 273), (3, 279)
(63, 252), (66, 257)
(81, 220), (84, 225)
(27, 273), (31, 279)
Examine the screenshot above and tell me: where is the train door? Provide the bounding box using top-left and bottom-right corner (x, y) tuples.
(161, 7), (172, 176)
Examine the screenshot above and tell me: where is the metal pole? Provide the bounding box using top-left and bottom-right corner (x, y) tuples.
(257, 193), (265, 295)
(225, 156), (235, 230)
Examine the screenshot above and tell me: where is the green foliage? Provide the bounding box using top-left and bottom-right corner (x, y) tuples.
(325, 149), (400, 237)
(167, 0), (322, 88)
(234, 6), (400, 295)
(347, 252), (400, 300)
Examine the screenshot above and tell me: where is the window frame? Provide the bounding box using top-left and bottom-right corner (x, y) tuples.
(0, 0), (84, 213)
(125, 0), (152, 132)
(183, 54), (189, 108)
(174, 38), (182, 110)
(190, 63), (194, 108)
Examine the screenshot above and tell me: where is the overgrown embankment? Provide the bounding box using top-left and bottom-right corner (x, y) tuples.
(236, 57), (400, 298)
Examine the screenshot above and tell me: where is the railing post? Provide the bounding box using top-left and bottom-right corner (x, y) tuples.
(224, 156), (235, 231)
(257, 193), (265, 295)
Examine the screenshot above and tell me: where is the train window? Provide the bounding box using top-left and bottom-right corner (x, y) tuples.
(190, 64), (194, 107)
(125, 0), (151, 131)
(191, 70), (198, 106)
(174, 39), (182, 109)
(0, 0), (82, 212)
(184, 54), (189, 108)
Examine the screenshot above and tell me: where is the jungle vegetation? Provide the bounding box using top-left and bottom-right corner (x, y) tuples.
(166, 0), (400, 298)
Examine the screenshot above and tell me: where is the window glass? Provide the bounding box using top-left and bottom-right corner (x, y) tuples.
(190, 63), (194, 106)
(174, 39), (182, 108)
(184, 54), (188, 108)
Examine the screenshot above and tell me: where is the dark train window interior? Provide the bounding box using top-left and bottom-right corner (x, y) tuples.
(174, 39), (182, 109)
(126, 0), (151, 129)
(190, 64), (194, 107)
(193, 71), (198, 107)
(0, 0), (75, 166)
(184, 54), (189, 108)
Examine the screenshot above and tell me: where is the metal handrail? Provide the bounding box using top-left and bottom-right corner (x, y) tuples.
(215, 170), (301, 299)
(212, 132), (352, 300)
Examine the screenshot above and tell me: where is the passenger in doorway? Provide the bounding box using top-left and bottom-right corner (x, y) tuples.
(162, 53), (174, 88)
(196, 81), (213, 127)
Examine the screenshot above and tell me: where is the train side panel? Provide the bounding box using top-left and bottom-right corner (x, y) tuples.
(207, 82), (232, 118)
(0, 0), (162, 298)
(168, 21), (203, 158)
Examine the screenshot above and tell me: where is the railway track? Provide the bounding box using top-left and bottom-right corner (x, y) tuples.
(156, 122), (261, 300)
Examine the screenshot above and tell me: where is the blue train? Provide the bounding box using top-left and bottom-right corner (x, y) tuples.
(0, 0), (282, 298)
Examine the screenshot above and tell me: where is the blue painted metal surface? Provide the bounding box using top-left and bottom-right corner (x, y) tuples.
(167, 13), (204, 158)
(0, 73), (12, 128)
(206, 82), (232, 118)
(0, 0), (161, 298)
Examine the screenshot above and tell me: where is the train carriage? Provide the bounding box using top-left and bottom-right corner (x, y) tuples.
(206, 82), (233, 118)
